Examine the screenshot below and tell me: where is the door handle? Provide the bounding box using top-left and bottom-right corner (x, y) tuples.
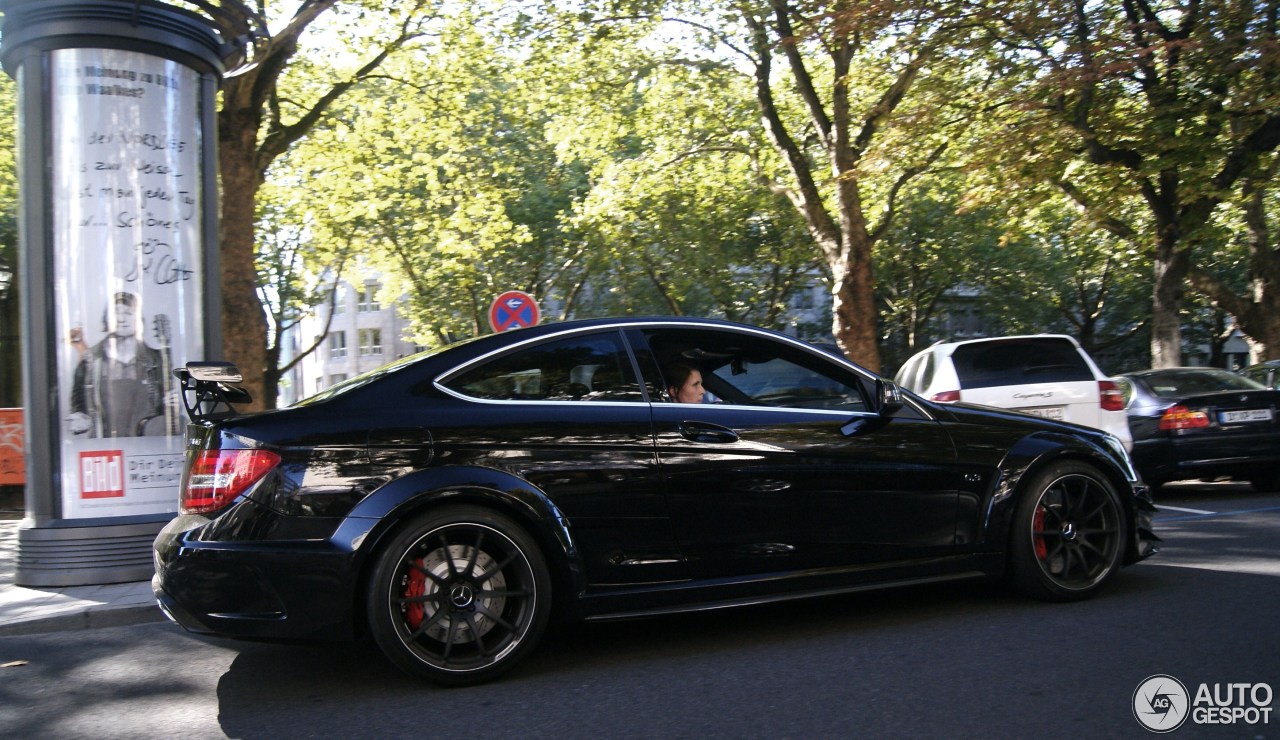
(677, 421), (739, 443)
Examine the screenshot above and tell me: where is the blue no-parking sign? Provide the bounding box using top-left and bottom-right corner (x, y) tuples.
(488, 290), (540, 333)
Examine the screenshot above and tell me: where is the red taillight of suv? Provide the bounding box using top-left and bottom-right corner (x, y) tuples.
(931, 390), (961, 403)
(1099, 380), (1125, 411)
(182, 449), (281, 515)
(1158, 404), (1211, 431)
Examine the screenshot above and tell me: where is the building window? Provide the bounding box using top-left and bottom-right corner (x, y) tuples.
(331, 285), (346, 315)
(329, 331), (347, 359)
(328, 373), (347, 387)
(357, 285), (381, 313)
(359, 328), (382, 356)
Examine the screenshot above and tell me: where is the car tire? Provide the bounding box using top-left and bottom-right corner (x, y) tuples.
(1009, 462), (1125, 602)
(366, 505), (551, 686)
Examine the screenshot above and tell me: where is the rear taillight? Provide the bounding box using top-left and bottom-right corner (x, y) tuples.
(1158, 404), (1211, 431)
(182, 449), (280, 515)
(931, 390), (961, 403)
(1099, 380), (1125, 411)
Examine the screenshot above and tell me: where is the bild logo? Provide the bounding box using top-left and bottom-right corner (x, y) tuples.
(1134, 674), (1190, 733)
(80, 450), (125, 499)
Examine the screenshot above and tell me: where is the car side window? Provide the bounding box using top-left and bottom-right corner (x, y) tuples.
(644, 329), (868, 412)
(443, 332), (643, 402)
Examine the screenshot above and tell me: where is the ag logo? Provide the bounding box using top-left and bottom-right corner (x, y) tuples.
(1134, 674), (1190, 732)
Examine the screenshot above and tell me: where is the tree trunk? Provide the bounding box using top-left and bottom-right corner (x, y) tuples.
(831, 226), (881, 373)
(217, 115), (269, 410)
(1150, 239), (1189, 368)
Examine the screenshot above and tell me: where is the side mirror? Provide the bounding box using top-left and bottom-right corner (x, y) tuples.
(876, 379), (903, 415)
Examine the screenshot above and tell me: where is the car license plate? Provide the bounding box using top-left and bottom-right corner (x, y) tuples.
(1021, 406), (1065, 420)
(1219, 408), (1273, 423)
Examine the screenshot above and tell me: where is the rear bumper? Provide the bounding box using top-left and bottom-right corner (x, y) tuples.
(152, 512), (359, 642)
(1133, 433), (1280, 483)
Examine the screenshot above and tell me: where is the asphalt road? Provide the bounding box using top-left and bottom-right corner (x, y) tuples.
(1, 483), (1277, 739)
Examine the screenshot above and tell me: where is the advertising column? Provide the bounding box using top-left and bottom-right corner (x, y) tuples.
(1, 0), (225, 586)
(55, 48), (202, 517)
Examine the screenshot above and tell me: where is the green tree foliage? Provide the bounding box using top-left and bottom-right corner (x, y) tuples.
(195, 0), (438, 408)
(976, 0), (1280, 364)
(7, 0), (1280, 408)
(0, 72), (17, 405)
(278, 14), (582, 344)
(1190, 156), (1280, 360)
(538, 0), (988, 371)
(545, 24), (822, 329)
(254, 183), (353, 404)
(874, 179), (1007, 369)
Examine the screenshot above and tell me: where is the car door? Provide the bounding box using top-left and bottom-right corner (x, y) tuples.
(631, 326), (965, 580)
(436, 328), (685, 588)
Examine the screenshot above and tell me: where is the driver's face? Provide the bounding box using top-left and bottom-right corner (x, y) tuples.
(670, 369), (704, 404)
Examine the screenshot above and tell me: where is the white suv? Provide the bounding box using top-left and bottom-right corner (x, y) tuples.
(894, 334), (1132, 448)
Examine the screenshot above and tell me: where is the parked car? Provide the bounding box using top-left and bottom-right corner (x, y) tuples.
(154, 317), (1156, 686)
(894, 335), (1132, 448)
(1240, 359), (1280, 389)
(1116, 367), (1280, 491)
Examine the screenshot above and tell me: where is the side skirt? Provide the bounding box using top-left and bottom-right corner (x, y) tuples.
(574, 553), (1003, 621)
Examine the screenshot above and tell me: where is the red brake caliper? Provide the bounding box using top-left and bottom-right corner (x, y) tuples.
(1032, 507), (1048, 560)
(404, 558), (427, 629)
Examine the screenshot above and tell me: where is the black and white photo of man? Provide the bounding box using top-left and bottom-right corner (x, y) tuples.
(67, 291), (172, 438)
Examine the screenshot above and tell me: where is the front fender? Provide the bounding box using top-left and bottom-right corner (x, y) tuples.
(981, 430), (1142, 552)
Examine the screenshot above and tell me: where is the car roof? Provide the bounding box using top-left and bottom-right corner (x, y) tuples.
(923, 334), (1082, 354)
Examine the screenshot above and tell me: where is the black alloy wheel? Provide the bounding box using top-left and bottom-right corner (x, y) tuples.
(1009, 462), (1125, 602)
(366, 505), (551, 685)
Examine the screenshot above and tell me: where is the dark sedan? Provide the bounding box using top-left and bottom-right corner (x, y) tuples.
(154, 317), (1156, 685)
(1118, 367), (1280, 491)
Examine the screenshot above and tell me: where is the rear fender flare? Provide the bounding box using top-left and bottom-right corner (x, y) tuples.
(332, 466), (583, 606)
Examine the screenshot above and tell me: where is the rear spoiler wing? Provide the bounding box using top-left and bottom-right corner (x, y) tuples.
(172, 362), (253, 423)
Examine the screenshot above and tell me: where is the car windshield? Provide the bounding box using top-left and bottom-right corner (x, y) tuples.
(1138, 369), (1266, 398)
(951, 338), (1093, 389)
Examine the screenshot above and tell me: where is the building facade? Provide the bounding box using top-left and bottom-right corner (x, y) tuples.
(281, 279), (422, 406)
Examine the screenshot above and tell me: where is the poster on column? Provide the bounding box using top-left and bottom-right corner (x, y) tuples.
(50, 48), (205, 519)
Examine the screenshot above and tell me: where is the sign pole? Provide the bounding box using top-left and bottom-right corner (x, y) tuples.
(1, 0), (226, 586)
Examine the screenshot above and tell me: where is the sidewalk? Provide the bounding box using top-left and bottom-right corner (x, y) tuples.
(0, 517), (163, 636)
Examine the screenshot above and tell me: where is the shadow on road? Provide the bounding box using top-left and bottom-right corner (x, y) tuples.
(207, 493), (1280, 738)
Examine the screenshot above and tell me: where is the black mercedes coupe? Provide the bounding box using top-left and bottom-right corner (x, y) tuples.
(153, 317), (1157, 685)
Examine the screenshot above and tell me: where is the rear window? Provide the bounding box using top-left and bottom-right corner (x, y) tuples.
(952, 338), (1093, 389)
(1139, 369), (1265, 398)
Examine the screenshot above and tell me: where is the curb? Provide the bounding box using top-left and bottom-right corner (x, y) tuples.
(0, 601), (165, 637)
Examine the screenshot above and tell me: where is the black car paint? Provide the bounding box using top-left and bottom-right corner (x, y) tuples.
(154, 317), (1155, 646)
